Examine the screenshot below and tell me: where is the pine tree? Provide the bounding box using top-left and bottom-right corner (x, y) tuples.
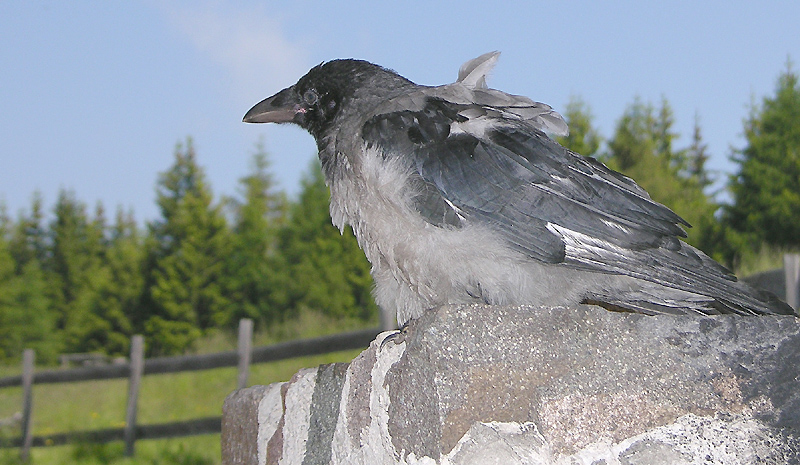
(279, 160), (377, 321)
(225, 142), (289, 328)
(726, 63), (800, 250)
(144, 138), (232, 354)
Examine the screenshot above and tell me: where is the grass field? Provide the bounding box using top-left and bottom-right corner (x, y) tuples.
(0, 309), (377, 464)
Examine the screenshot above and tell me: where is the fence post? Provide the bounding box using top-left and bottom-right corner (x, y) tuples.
(786, 253), (800, 311)
(20, 349), (35, 461)
(124, 335), (144, 457)
(237, 319), (253, 389)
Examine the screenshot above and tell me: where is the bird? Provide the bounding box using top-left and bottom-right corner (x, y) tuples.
(243, 51), (796, 326)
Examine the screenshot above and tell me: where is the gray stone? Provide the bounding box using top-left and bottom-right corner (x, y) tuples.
(222, 304), (800, 464)
(222, 384), (279, 465)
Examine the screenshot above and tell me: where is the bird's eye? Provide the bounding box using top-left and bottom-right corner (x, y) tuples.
(303, 90), (319, 105)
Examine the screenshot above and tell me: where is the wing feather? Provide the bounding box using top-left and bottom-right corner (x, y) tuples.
(362, 94), (794, 316)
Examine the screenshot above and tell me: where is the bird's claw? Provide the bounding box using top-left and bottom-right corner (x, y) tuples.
(379, 323), (410, 350)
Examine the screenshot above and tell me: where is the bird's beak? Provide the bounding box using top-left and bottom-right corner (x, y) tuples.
(243, 86), (303, 124)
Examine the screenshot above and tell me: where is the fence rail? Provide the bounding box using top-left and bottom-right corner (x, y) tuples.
(5, 417), (222, 448)
(0, 327), (381, 388)
(0, 323), (382, 457)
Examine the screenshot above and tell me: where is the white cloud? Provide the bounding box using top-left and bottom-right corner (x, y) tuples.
(158, 1), (310, 102)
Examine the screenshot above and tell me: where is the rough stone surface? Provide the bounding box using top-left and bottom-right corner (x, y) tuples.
(222, 384), (278, 465)
(222, 304), (800, 464)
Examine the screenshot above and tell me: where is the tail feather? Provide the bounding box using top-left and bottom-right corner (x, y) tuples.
(585, 277), (795, 317)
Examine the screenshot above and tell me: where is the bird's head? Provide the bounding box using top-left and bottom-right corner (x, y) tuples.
(243, 59), (412, 139)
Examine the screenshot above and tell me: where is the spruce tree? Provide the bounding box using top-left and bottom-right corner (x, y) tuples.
(0, 203), (56, 362)
(726, 64), (800, 250)
(556, 96), (602, 158)
(686, 114), (712, 189)
(47, 189), (107, 352)
(144, 138), (232, 354)
(607, 97), (657, 171)
(225, 142), (289, 327)
(605, 98), (719, 250)
(84, 207), (141, 355)
(8, 192), (48, 273)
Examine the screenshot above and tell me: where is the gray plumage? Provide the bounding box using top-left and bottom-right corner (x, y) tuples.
(244, 52), (796, 325)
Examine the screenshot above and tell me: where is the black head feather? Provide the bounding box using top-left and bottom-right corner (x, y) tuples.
(292, 59), (412, 138)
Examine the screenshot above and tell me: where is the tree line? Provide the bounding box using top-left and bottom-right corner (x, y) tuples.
(1, 65), (798, 362)
(0, 140), (376, 361)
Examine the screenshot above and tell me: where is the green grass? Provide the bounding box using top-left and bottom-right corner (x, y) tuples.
(17, 436), (220, 465)
(0, 309), (377, 464)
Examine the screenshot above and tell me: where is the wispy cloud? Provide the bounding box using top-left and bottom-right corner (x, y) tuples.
(158, 1), (310, 102)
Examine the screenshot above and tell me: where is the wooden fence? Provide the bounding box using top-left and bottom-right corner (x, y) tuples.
(0, 320), (381, 459)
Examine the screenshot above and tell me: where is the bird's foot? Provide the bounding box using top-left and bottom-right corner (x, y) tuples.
(379, 322), (410, 350)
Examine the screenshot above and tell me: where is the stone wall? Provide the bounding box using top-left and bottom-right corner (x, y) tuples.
(222, 304), (800, 464)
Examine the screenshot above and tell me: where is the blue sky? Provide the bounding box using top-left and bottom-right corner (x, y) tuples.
(2, 1), (799, 223)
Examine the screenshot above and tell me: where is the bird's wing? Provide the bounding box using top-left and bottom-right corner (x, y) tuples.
(363, 96), (688, 267)
(362, 88), (792, 315)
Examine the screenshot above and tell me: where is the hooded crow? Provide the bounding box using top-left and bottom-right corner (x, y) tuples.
(244, 52), (796, 325)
